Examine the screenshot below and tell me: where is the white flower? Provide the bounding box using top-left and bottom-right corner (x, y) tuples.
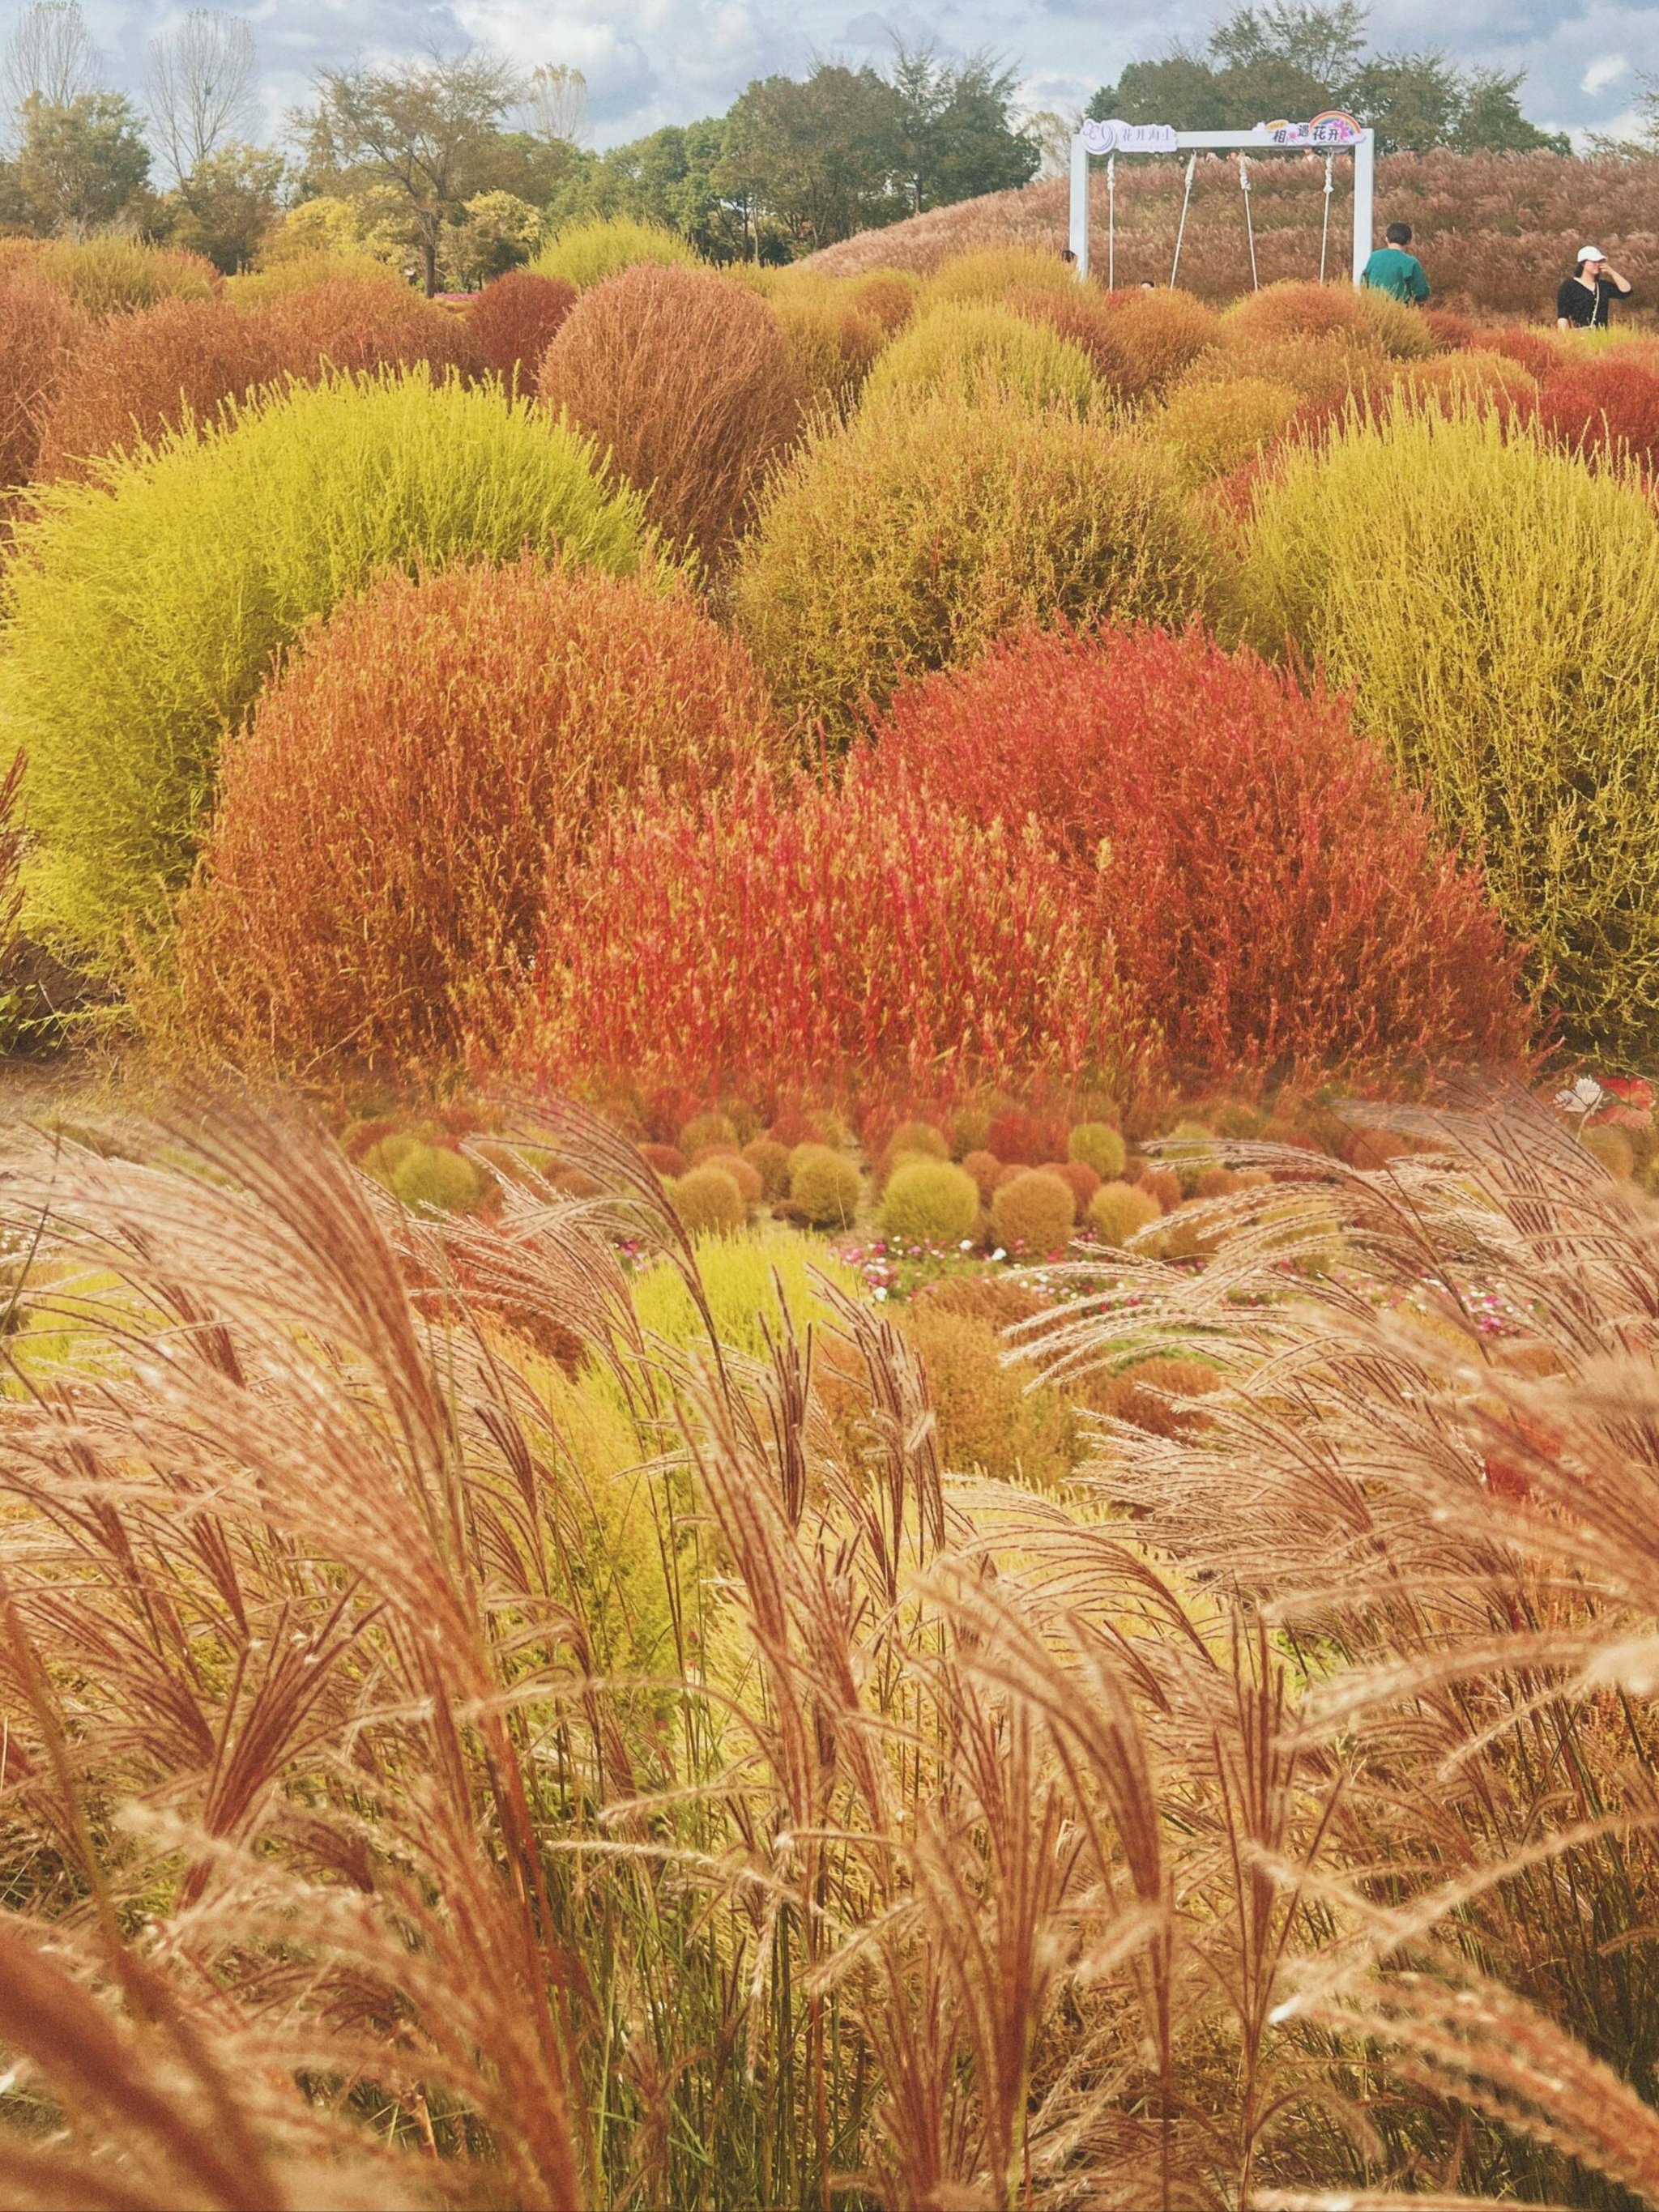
(872, 1285), (887, 1301)
(1555, 1076), (1604, 1113)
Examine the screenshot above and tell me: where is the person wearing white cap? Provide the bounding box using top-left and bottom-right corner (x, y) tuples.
(1558, 246), (1631, 330)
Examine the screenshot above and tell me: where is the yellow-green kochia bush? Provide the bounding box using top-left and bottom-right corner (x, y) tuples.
(733, 390), (1227, 745)
(1242, 403), (1659, 1063)
(4, 369), (650, 965)
(879, 1159), (980, 1245)
(859, 303), (1098, 416)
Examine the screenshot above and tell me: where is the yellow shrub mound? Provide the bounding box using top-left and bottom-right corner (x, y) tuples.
(860, 303), (1098, 416)
(734, 390), (1226, 743)
(925, 248), (1081, 306)
(1152, 377), (1303, 486)
(1243, 403), (1659, 1061)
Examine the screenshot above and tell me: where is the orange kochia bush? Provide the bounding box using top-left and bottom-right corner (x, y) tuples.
(0, 275), (88, 502)
(870, 624), (1532, 1085)
(173, 556), (785, 1073)
(36, 297), (275, 481)
(516, 764), (1156, 1121)
(465, 269), (576, 394)
(1535, 351), (1659, 475)
(537, 262), (807, 564)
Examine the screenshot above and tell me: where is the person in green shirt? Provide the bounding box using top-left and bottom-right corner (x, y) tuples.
(1361, 223), (1431, 305)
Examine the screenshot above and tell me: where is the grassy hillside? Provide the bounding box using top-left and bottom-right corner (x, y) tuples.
(801, 150), (1659, 320)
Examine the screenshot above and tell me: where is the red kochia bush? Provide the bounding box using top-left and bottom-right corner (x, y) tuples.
(246, 277), (480, 382)
(538, 264), (807, 563)
(36, 297), (275, 482)
(0, 275), (87, 500)
(517, 766), (1154, 1119)
(872, 624), (1532, 1085)
(1535, 354), (1659, 475)
(174, 556), (783, 1073)
(465, 270), (576, 394)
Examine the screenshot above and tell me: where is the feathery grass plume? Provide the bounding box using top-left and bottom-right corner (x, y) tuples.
(3, 370), (649, 969)
(533, 215), (699, 291)
(859, 300), (1099, 416)
(1021, 1086), (1659, 2197)
(733, 390), (1226, 745)
(539, 263), (807, 566)
(170, 556), (778, 1075)
(1243, 401), (1659, 1063)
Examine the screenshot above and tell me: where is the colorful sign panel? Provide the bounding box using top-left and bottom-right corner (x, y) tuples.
(1262, 111), (1363, 143)
(1079, 117), (1179, 154)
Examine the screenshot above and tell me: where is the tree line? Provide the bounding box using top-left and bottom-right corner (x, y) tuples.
(0, 0), (1641, 288)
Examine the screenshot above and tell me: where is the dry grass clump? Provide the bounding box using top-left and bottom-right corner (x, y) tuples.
(1, 1091), (1656, 2210)
(538, 263), (808, 565)
(172, 556), (780, 1074)
(732, 390), (1226, 743)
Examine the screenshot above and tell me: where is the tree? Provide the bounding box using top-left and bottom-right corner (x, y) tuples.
(145, 11), (254, 187)
(2, 2), (98, 130)
(888, 45), (1038, 214)
(719, 66), (905, 250)
(305, 51), (522, 294)
(1208, 2), (1366, 85)
(1455, 69), (1570, 154)
(17, 90), (150, 234)
(1348, 50), (1462, 151)
(155, 141), (285, 271)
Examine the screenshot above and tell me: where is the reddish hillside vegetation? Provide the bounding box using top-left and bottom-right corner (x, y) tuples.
(801, 151), (1659, 321)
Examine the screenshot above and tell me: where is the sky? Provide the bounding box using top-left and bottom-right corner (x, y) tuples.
(68, 0), (1659, 154)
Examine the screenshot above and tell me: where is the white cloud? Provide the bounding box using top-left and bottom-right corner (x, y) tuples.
(1582, 52), (1627, 94)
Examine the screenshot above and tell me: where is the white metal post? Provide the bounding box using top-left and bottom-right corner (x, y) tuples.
(1068, 131), (1090, 278)
(1350, 127), (1375, 284)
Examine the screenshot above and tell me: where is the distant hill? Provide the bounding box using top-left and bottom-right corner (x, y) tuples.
(800, 151), (1659, 322)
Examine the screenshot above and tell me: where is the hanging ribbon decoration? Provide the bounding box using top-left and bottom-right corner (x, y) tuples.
(1169, 151), (1197, 288)
(1238, 150), (1259, 291)
(1318, 149), (1335, 283)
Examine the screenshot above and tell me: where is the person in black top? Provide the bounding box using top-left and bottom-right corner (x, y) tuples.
(1558, 246), (1631, 330)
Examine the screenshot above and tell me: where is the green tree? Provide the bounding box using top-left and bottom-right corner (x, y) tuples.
(889, 45), (1038, 213)
(719, 66), (905, 250)
(1207, 1), (1366, 84)
(17, 90), (150, 234)
(304, 51), (522, 294)
(1454, 69), (1570, 154)
(154, 140), (284, 270)
(1349, 50), (1463, 151)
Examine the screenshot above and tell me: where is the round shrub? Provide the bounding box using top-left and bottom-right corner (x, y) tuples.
(464, 269), (576, 394)
(1480, 326), (1564, 381)
(35, 297), (275, 483)
(7, 371), (649, 965)
(1069, 1122), (1126, 1178)
(35, 238), (217, 318)
(872, 623), (1530, 1085)
(1535, 353), (1659, 475)
(1152, 377), (1303, 486)
(926, 249), (1078, 306)
(1242, 403), (1659, 1061)
(861, 303), (1097, 416)
(680, 1111), (739, 1153)
(672, 1163), (748, 1235)
(733, 390), (1226, 744)
(640, 1142), (687, 1180)
(518, 765), (1154, 1116)
(885, 1119), (949, 1163)
(880, 1158), (980, 1245)
(1352, 288), (1438, 360)
(772, 292), (885, 418)
(392, 1144), (485, 1215)
(1398, 349), (1537, 420)
(1196, 330), (1381, 407)
(539, 264), (807, 565)
(697, 1149), (764, 1206)
(1049, 1159), (1100, 1215)
(534, 217), (698, 292)
(992, 1169), (1077, 1254)
(247, 276), (477, 381)
(226, 253), (405, 305)
(1222, 279), (1367, 348)
(962, 1149), (1000, 1201)
(0, 275), (87, 502)
(1006, 287), (1137, 400)
(1100, 288), (1218, 398)
(845, 271), (919, 334)
(175, 556), (778, 1072)
(900, 1302), (1077, 1487)
(789, 1145), (862, 1230)
(743, 1136), (791, 1200)
(1087, 1179), (1161, 1247)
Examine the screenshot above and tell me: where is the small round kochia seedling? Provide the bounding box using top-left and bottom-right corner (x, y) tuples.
(879, 1159), (981, 1246)
(789, 1144), (862, 1230)
(669, 1163), (748, 1236)
(992, 1169), (1077, 1255)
